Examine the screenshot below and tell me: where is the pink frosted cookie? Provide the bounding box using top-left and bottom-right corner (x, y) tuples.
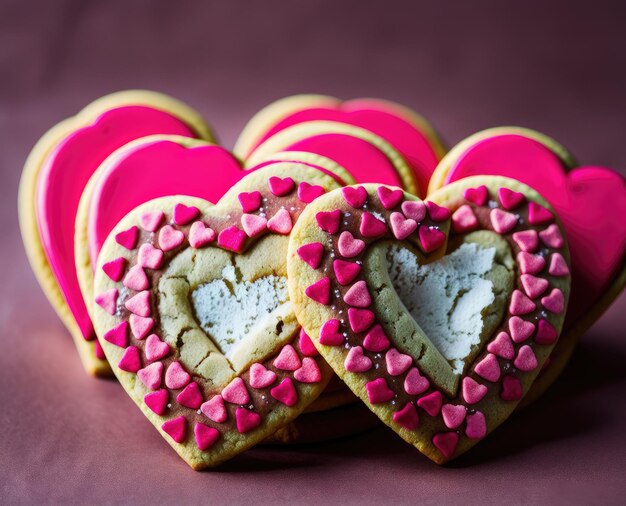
(287, 177), (570, 463)
(428, 127), (626, 404)
(92, 163), (341, 469)
(239, 95), (447, 197)
(18, 90), (213, 375)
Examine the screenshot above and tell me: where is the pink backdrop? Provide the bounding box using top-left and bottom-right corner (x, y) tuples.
(1, 0), (625, 503)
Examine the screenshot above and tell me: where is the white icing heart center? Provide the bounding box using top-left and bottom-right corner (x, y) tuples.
(192, 265), (288, 357)
(387, 242), (496, 375)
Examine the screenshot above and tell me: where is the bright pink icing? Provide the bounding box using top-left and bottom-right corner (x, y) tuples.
(444, 134), (626, 321)
(245, 100), (441, 196)
(88, 140), (245, 265)
(280, 134), (405, 188)
(35, 106), (196, 341)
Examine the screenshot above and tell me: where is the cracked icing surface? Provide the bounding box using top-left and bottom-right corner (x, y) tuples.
(387, 243), (496, 374)
(192, 265), (288, 356)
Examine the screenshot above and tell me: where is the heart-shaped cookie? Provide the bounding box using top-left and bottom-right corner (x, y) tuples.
(92, 163), (341, 468)
(18, 91), (213, 374)
(235, 94), (446, 196)
(287, 177), (570, 463)
(428, 127), (626, 404)
(246, 121), (418, 194)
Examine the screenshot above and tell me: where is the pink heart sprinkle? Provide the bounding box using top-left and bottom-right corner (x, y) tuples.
(517, 252), (546, 275)
(500, 374), (523, 401)
(465, 411), (487, 439)
(165, 361), (190, 390)
(404, 367), (430, 395)
(161, 416), (186, 444)
(115, 226), (139, 250)
(490, 208), (518, 234)
(123, 265), (149, 291)
(235, 407), (261, 434)
(539, 223), (564, 248)
(144, 389), (168, 415)
(541, 288), (565, 313)
(498, 187), (526, 210)
(462, 376), (488, 404)
(463, 185), (488, 206)
(238, 191), (262, 213)
(102, 257), (127, 282)
(217, 226), (247, 253)
(200, 395), (227, 423)
(512, 229), (539, 252)
(305, 277), (331, 305)
(222, 377), (250, 404)
(390, 212), (417, 240)
(194, 423), (220, 451)
(319, 319), (344, 346)
(360, 212), (388, 238)
(333, 259), (362, 285)
(316, 209), (341, 234)
(176, 381), (203, 409)
(173, 203), (200, 226)
(344, 346), (373, 373)
(337, 231), (365, 258)
(297, 242), (324, 269)
(267, 208), (293, 235)
(249, 363), (277, 388)
(137, 361), (163, 391)
(426, 201), (451, 222)
(548, 253), (570, 276)
(145, 334), (170, 362)
(268, 176), (295, 196)
(509, 316), (536, 343)
(294, 357), (322, 384)
(124, 290), (151, 317)
(270, 378), (298, 406)
(520, 274), (549, 298)
(342, 186), (368, 208)
(118, 346), (141, 373)
(241, 213), (267, 238)
(298, 329), (319, 357)
(139, 210), (164, 232)
(103, 321), (128, 348)
(474, 353), (501, 382)
(343, 280), (372, 308)
(432, 432), (459, 459)
(528, 201), (554, 225)
(297, 182), (325, 203)
(273, 344), (302, 371)
(158, 225), (184, 251)
(95, 340), (105, 360)
(442, 404), (466, 429)
(138, 243), (163, 270)
(514, 345), (538, 372)
(487, 332), (515, 359)
(377, 186), (403, 209)
(95, 288), (118, 315)
(385, 348), (413, 376)
(393, 402), (419, 430)
(363, 324), (390, 352)
(451, 205), (478, 233)
(129, 314), (154, 340)
(348, 308), (375, 333)
(365, 378), (395, 404)
(401, 200), (426, 222)
(189, 221), (216, 248)
(509, 289), (537, 316)
(535, 318), (558, 345)
(417, 391), (442, 416)
(418, 226), (446, 253)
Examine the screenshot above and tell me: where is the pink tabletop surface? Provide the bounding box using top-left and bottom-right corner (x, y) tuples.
(1, 1), (625, 504)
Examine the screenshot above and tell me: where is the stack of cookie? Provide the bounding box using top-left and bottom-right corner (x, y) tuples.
(19, 92), (626, 469)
